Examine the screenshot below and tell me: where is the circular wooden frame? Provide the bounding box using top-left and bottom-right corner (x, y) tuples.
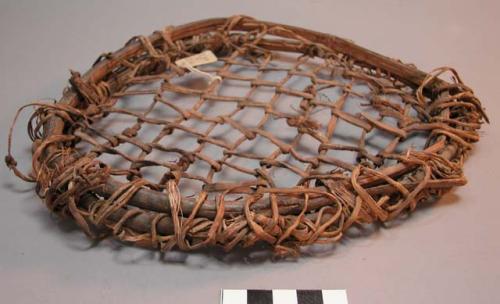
(6, 16), (487, 256)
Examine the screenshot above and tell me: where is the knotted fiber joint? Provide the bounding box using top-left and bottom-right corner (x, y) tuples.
(6, 16), (487, 257)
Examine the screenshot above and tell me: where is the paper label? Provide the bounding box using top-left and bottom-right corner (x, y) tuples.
(175, 50), (218, 68)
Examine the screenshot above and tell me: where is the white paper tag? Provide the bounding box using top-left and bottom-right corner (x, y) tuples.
(175, 50), (218, 68)
(175, 50), (221, 83)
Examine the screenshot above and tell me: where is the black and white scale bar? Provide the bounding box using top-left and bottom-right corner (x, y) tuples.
(221, 289), (348, 304)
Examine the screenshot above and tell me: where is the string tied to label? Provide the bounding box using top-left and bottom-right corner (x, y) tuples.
(175, 50), (222, 84)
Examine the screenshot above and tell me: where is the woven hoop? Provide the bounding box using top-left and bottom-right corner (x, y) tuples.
(6, 16), (487, 257)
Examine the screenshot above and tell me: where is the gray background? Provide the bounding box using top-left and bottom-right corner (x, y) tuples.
(1, 1), (499, 303)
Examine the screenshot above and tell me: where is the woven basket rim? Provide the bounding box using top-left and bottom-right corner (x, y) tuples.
(8, 15), (487, 256)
